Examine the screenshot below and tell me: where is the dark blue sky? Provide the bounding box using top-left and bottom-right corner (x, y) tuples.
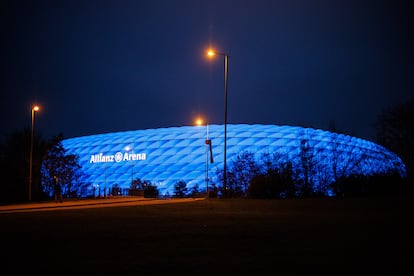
(1, 0), (413, 142)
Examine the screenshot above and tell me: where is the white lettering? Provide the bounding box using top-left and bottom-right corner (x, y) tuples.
(90, 152), (147, 163)
(89, 153), (115, 163)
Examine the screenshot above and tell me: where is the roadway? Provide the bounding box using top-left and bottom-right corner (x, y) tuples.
(0, 196), (205, 214)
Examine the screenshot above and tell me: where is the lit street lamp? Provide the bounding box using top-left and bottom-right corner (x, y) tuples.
(207, 49), (229, 196)
(195, 118), (212, 196)
(29, 105), (40, 201)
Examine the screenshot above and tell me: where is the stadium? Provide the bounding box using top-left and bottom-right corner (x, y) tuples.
(62, 124), (406, 197)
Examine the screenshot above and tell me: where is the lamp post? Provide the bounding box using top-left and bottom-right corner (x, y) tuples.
(103, 160), (107, 197)
(207, 49), (229, 195)
(196, 118), (210, 196)
(29, 105), (40, 201)
(125, 146), (134, 190)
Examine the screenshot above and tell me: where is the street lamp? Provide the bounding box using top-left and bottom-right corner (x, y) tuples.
(207, 48), (229, 196)
(195, 118), (211, 196)
(125, 146), (134, 189)
(29, 105), (40, 201)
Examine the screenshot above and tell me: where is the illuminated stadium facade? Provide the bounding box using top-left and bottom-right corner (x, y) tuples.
(62, 124), (406, 196)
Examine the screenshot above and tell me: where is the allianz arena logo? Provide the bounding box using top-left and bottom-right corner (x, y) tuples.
(90, 151), (147, 163)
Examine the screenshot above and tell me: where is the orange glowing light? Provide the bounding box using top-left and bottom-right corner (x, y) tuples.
(195, 118), (203, 126)
(207, 49), (216, 57)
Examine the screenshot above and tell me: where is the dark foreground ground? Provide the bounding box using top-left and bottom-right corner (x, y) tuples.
(0, 195), (412, 275)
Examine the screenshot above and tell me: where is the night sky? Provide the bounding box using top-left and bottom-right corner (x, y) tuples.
(1, 0), (413, 142)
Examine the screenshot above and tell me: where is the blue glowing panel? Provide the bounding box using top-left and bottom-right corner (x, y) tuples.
(62, 124), (406, 196)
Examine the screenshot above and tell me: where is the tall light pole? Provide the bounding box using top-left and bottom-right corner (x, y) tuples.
(125, 146), (134, 191)
(196, 118), (210, 196)
(29, 105), (40, 201)
(207, 49), (229, 195)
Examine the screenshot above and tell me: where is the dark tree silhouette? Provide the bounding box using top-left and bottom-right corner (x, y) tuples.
(230, 151), (260, 196)
(41, 133), (82, 199)
(0, 128), (47, 203)
(173, 180), (188, 198)
(129, 178), (150, 196)
(130, 178), (159, 198)
(298, 138), (316, 197)
(374, 98), (414, 180)
(143, 182), (159, 198)
(249, 161), (295, 199)
(189, 184), (201, 198)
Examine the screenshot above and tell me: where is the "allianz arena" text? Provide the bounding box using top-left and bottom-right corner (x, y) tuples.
(89, 152), (147, 163)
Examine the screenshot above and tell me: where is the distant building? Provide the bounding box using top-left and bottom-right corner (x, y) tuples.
(62, 124), (406, 196)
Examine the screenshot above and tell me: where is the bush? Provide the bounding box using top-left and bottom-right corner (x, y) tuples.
(143, 183), (159, 198)
(173, 180), (188, 198)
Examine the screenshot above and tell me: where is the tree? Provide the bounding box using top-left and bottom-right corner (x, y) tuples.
(189, 184), (201, 198)
(298, 138), (317, 197)
(374, 98), (414, 180)
(227, 151), (260, 197)
(327, 133), (372, 197)
(142, 182), (159, 198)
(173, 180), (188, 198)
(129, 178), (149, 196)
(41, 134), (82, 199)
(0, 128), (48, 203)
(129, 178), (159, 198)
(248, 161), (295, 199)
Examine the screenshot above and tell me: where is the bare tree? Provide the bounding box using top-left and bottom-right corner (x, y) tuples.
(298, 138), (317, 196)
(327, 133), (374, 196)
(41, 134), (82, 199)
(374, 98), (413, 179)
(229, 151), (260, 196)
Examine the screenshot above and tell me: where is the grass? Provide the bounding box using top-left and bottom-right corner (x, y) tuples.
(0, 195), (412, 275)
